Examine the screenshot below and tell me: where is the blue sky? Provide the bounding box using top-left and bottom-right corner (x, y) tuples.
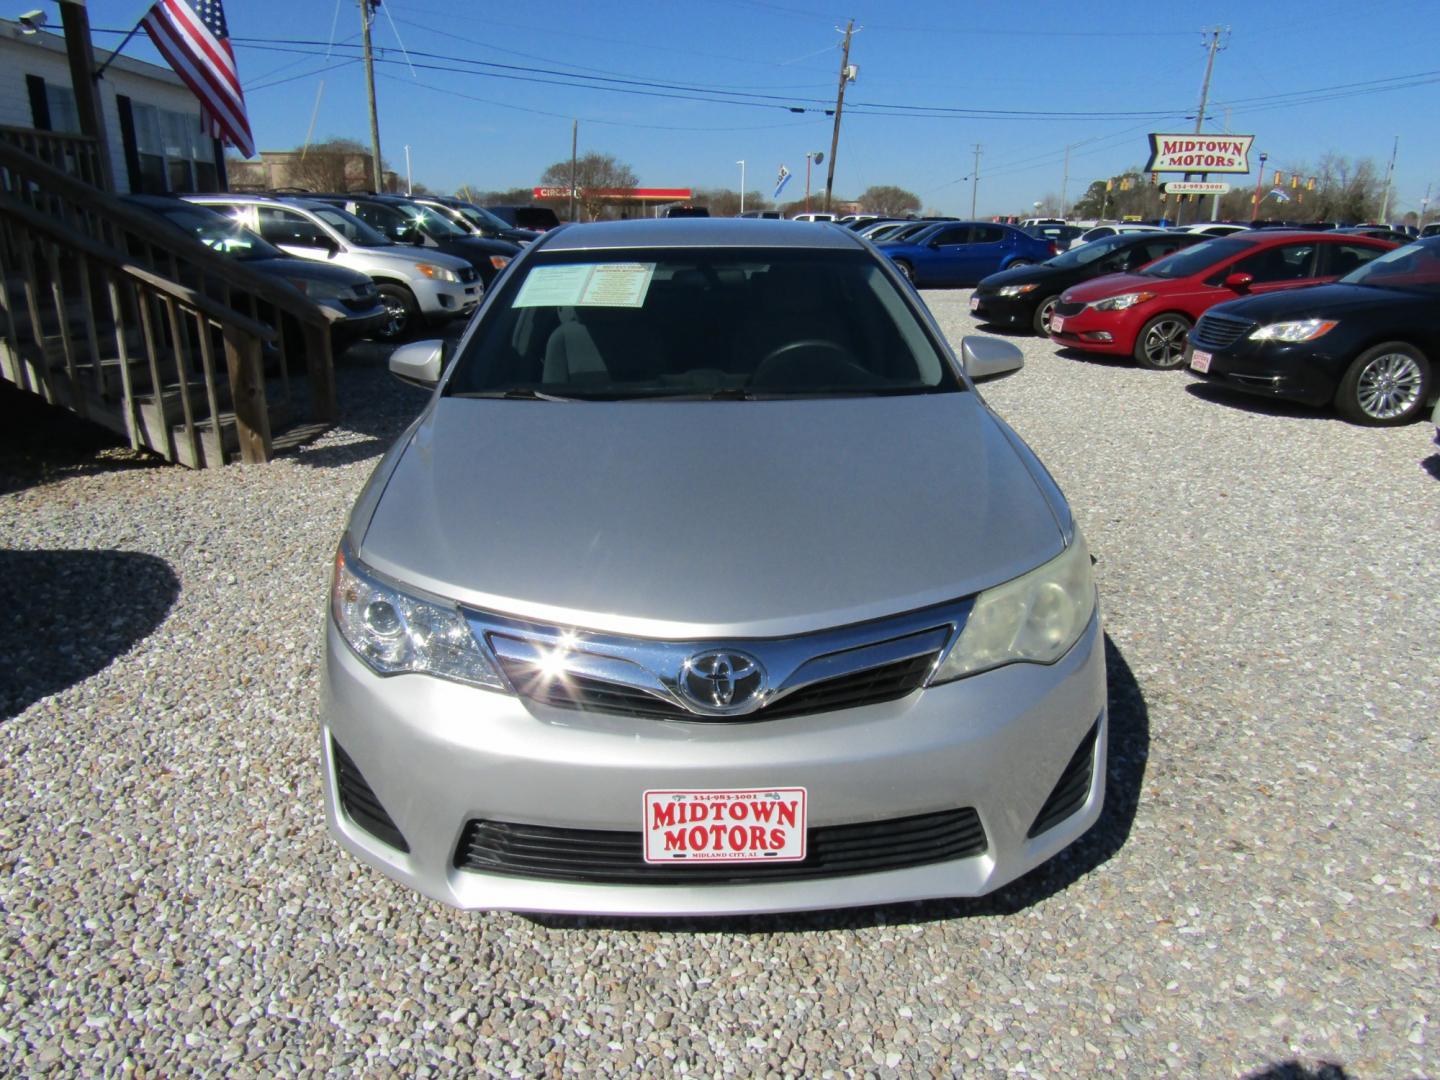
(81, 0), (1438, 217)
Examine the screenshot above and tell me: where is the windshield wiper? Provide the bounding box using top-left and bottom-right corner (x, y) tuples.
(456, 388), (581, 401)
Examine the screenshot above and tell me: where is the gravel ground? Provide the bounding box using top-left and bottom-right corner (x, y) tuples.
(1, 292), (1436, 1078)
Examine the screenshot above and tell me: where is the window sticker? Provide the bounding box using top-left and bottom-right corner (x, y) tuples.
(513, 263), (656, 308)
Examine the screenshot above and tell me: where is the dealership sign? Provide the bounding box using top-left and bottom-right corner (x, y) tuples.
(1163, 181), (1232, 195)
(1145, 134), (1255, 174)
(533, 186), (694, 201)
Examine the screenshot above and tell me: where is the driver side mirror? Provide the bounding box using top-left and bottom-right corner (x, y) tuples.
(960, 336), (1024, 382)
(1223, 271), (1254, 291)
(388, 339), (446, 387)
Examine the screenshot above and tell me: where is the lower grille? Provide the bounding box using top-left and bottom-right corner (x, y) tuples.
(458, 266), (480, 284)
(1190, 312), (1254, 351)
(1026, 722), (1099, 839)
(332, 739), (410, 853)
(502, 652), (937, 723)
(1053, 300), (1086, 317)
(455, 807), (987, 884)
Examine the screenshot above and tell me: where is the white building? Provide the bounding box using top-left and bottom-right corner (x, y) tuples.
(0, 17), (227, 193)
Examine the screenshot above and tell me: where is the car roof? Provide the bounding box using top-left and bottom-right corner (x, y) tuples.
(188, 193), (335, 212)
(536, 218), (867, 251)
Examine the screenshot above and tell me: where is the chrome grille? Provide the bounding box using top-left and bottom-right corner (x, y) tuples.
(468, 599), (971, 723)
(1190, 312), (1254, 351)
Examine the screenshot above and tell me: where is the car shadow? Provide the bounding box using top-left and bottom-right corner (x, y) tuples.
(974, 321), (1034, 339)
(0, 548), (180, 719)
(1182, 381), (1335, 421)
(523, 632), (1149, 934)
(1241, 1062), (1355, 1080)
(1421, 453), (1440, 481)
(1052, 346), (1135, 369)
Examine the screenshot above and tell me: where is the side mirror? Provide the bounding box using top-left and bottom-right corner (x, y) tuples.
(1223, 271), (1254, 291)
(960, 336), (1024, 382)
(388, 339), (445, 387)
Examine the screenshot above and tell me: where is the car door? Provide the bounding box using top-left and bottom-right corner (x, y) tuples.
(964, 224), (1012, 280)
(1226, 241), (1324, 297)
(254, 206), (339, 262)
(911, 224), (971, 284)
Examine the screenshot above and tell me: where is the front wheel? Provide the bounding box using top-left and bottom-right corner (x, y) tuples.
(375, 284), (419, 342)
(1133, 313), (1192, 369)
(1335, 343), (1430, 425)
(1032, 295), (1060, 337)
(1007, 259), (1034, 269)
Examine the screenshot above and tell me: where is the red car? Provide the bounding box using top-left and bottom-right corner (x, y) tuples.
(1049, 231), (1396, 369)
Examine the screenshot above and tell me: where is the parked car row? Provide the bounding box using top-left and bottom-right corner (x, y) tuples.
(964, 226), (1437, 426)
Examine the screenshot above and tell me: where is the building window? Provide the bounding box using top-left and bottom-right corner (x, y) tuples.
(129, 102), (215, 194)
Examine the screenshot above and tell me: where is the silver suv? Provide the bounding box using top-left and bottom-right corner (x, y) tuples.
(185, 194), (481, 339)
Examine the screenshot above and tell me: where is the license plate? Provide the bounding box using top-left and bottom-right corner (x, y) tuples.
(1191, 349), (1213, 373)
(969, 296), (980, 312)
(642, 788), (807, 863)
(1051, 315), (1065, 334)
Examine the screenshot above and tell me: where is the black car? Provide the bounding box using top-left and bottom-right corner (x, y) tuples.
(971, 231), (1209, 336)
(1186, 236), (1439, 425)
(312, 194), (521, 286)
(487, 204), (562, 232)
(411, 195), (540, 246)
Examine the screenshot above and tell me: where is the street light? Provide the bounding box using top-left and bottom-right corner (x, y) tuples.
(736, 160), (746, 215)
(1250, 151), (1269, 223)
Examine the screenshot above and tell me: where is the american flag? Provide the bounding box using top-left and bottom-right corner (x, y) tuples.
(142, 0), (255, 158)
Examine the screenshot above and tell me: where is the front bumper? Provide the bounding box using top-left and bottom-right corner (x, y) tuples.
(1049, 306), (1142, 355)
(1186, 339), (1343, 407)
(412, 278), (482, 319)
(970, 291), (1036, 327)
(319, 610), (1108, 915)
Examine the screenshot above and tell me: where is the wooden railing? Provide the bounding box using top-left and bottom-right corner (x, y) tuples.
(0, 125), (105, 189)
(0, 135), (335, 466)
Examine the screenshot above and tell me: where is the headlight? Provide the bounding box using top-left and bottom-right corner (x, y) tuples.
(489, 255), (512, 270)
(1248, 318), (1338, 342)
(331, 543), (507, 691)
(415, 263), (461, 283)
(1091, 291), (1156, 311)
(932, 533), (1096, 684)
(997, 283), (1039, 297)
(287, 277), (349, 300)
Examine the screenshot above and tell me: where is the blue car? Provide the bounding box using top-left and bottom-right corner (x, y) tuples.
(878, 221), (1056, 287)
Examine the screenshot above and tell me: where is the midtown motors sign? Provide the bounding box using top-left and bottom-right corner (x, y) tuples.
(1145, 134), (1255, 174)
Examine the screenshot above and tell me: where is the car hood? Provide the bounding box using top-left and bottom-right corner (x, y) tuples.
(978, 263), (1065, 289)
(360, 245), (473, 273)
(1062, 271), (1167, 302)
(439, 236), (522, 257)
(357, 394), (1065, 638)
(245, 256), (370, 286)
(1206, 282), (1407, 322)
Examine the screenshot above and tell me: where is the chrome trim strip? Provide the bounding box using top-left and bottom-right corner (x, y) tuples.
(464, 599), (973, 719)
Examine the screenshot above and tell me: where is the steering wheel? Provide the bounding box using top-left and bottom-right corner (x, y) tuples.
(759, 339), (855, 367)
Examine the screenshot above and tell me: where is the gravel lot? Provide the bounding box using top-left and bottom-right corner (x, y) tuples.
(1, 289), (1436, 1078)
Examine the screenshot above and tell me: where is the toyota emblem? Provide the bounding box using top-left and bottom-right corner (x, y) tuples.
(679, 650), (767, 714)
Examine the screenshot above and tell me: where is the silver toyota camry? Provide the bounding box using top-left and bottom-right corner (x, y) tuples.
(321, 219), (1106, 916)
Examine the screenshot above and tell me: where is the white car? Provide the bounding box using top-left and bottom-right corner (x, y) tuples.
(791, 213), (839, 223)
(1168, 223), (1251, 237)
(1070, 224), (1167, 248)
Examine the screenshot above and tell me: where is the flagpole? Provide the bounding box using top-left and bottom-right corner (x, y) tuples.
(94, 19), (146, 80)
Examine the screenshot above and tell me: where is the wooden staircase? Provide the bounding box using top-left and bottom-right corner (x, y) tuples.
(0, 131), (336, 467)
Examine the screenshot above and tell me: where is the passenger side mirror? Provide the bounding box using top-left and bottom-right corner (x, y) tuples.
(960, 336), (1024, 382)
(388, 339), (445, 387)
(1223, 271), (1254, 291)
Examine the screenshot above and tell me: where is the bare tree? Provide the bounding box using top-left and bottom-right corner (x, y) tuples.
(540, 153), (638, 220)
(857, 185), (921, 216)
(284, 138), (380, 193)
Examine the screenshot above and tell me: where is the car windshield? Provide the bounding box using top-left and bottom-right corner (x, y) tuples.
(1339, 239), (1440, 293)
(408, 206), (468, 238)
(160, 208), (281, 261)
(446, 249), (960, 401)
(1135, 236), (1252, 278)
(1045, 232), (1141, 268)
(458, 205), (512, 231)
(888, 222), (937, 244)
(313, 207), (391, 247)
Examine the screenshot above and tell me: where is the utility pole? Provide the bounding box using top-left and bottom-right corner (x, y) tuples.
(737, 160), (746, 214)
(1420, 183), (1432, 231)
(1185, 26), (1228, 224)
(1379, 135), (1399, 224)
(823, 19), (856, 213)
(970, 144), (982, 218)
(569, 120), (578, 222)
(359, 0), (383, 191)
(404, 144), (412, 194)
(1060, 143), (1072, 219)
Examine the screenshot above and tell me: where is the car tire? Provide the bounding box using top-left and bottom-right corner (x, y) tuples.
(1133, 313), (1192, 370)
(1031, 295), (1060, 337)
(894, 260), (915, 284)
(375, 284), (419, 342)
(1334, 343), (1431, 426)
(1008, 259), (1034, 269)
